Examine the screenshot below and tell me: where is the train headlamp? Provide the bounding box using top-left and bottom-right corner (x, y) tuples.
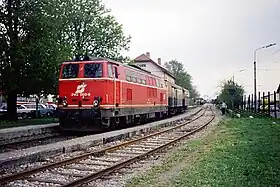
(93, 100), (99, 107)
(62, 100), (68, 107)
(93, 96), (102, 107)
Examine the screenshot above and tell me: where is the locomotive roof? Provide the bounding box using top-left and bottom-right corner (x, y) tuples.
(64, 56), (121, 65)
(63, 56), (164, 79)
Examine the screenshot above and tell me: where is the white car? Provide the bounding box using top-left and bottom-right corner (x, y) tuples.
(17, 103), (55, 119)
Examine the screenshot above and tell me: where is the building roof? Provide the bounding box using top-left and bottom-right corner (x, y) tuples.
(134, 53), (176, 79)
(134, 54), (152, 62)
(277, 84), (280, 93)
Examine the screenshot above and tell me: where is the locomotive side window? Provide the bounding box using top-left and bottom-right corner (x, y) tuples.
(114, 67), (118, 79)
(131, 72), (136, 83)
(108, 64), (113, 78)
(156, 80), (160, 87)
(84, 63), (103, 78)
(152, 78), (156, 86)
(62, 64), (79, 79)
(146, 77), (151, 85)
(126, 75), (131, 81)
(132, 77), (137, 83)
(125, 70), (131, 81)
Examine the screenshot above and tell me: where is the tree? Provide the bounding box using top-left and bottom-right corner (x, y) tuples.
(164, 60), (199, 99)
(0, 0), (131, 120)
(59, 0), (131, 61)
(218, 80), (245, 109)
(0, 0), (70, 119)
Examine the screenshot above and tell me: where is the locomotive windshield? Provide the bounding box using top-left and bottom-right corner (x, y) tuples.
(62, 64), (79, 79)
(84, 63), (103, 78)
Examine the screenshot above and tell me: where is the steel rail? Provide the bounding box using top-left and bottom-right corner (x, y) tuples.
(64, 107), (215, 186)
(0, 107), (204, 185)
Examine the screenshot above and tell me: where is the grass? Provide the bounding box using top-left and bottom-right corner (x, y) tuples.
(0, 117), (59, 129)
(126, 118), (280, 187)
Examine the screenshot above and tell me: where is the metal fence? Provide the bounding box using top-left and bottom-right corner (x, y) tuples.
(239, 91), (280, 118)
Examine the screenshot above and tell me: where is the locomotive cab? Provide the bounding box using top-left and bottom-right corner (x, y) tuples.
(57, 58), (120, 131)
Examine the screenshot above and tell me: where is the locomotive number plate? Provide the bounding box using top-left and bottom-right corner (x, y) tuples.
(71, 93), (91, 97)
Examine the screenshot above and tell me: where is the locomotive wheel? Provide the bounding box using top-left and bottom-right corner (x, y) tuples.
(101, 118), (110, 129)
(111, 117), (120, 130)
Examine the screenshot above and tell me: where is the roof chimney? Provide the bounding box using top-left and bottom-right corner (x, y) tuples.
(157, 58), (161, 65)
(146, 52), (150, 58)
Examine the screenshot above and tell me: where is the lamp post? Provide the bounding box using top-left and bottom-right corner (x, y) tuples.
(232, 69), (246, 84)
(253, 43), (276, 112)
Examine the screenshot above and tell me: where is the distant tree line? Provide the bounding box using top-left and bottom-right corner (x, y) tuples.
(164, 60), (200, 99)
(0, 0), (131, 119)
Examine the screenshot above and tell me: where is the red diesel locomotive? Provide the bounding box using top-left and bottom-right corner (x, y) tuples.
(56, 57), (189, 132)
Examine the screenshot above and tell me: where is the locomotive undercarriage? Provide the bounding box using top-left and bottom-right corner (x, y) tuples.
(57, 106), (170, 132)
(57, 108), (104, 131)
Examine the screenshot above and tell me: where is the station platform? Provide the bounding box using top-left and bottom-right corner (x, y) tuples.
(0, 123), (59, 146)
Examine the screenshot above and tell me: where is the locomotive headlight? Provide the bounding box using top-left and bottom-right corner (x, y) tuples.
(93, 96), (102, 107)
(93, 100), (99, 107)
(62, 100), (68, 107)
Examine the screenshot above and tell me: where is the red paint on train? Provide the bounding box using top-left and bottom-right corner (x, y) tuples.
(56, 57), (187, 132)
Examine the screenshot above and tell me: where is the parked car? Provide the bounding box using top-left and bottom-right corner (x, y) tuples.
(23, 103), (55, 117)
(17, 103), (55, 119)
(259, 105), (280, 112)
(45, 103), (57, 110)
(0, 104), (7, 119)
(0, 103), (55, 119)
(16, 104), (36, 119)
(0, 104), (7, 112)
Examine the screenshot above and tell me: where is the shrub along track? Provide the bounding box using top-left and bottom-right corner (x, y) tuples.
(0, 106), (215, 187)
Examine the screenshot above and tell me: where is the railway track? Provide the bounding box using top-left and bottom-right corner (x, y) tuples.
(0, 106), (215, 187)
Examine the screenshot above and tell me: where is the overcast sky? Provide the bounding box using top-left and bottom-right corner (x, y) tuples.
(104, 0), (280, 98)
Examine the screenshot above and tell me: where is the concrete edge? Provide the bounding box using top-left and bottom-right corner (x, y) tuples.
(0, 124), (60, 146)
